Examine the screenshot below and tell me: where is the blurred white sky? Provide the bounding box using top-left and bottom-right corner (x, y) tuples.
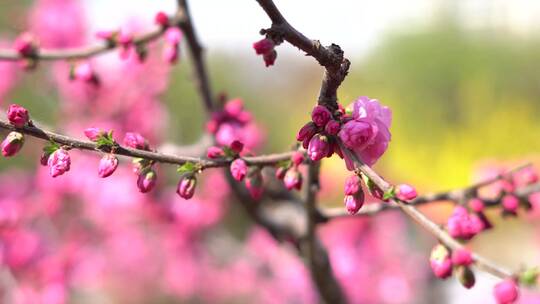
(86, 0), (540, 57)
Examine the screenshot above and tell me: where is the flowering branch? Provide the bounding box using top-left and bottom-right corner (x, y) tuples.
(0, 119), (295, 169)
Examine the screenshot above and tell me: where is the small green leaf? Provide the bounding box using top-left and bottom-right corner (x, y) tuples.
(222, 146), (236, 158)
(95, 133), (116, 149)
(382, 186), (396, 200)
(177, 162), (198, 174)
(43, 141), (60, 155)
(520, 267), (539, 286)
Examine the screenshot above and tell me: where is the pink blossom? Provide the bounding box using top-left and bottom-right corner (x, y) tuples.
(98, 154), (118, 178)
(502, 194), (519, 214)
(230, 159), (248, 181)
(252, 38), (274, 55)
(344, 175), (361, 195)
(137, 168), (156, 193)
(451, 248), (473, 266)
(177, 175), (197, 199)
(339, 96), (391, 168)
(154, 11), (169, 27)
(446, 206), (481, 240)
(1, 132), (24, 157)
(48, 148), (71, 177)
(13, 32), (37, 56)
(307, 134), (330, 161)
(494, 279), (519, 304)
(123, 132), (149, 150)
(206, 146), (224, 159)
(165, 27), (182, 45)
(344, 192), (364, 215)
(396, 184), (417, 201)
(163, 44), (179, 64)
(311, 105), (332, 127)
(468, 198), (485, 212)
(74, 62), (95, 82)
(7, 104), (30, 127)
(284, 168), (302, 191)
(429, 244), (452, 279)
(84, 127), (103, 141)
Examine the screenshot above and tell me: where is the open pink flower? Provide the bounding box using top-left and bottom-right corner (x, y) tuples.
(339, 96), (391, 169)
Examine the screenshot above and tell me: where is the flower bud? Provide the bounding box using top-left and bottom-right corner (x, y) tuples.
(456, 266), (475, 289)
(206, 146), (224, 159)
(307, 134), (330, 161)
(344, 175), (361, 195)
(447, 206), (479, 240)
(502, 194), (519, 214)
(396, 184), (417, 201)
(275, 166), (287, 180)
(493, 279), (519, 304)
(344, 191), (365, 215)
(468, 198), (485, 212)
(74, 62), (96, 83)
(40, 152), (49, 166)
(284, 168), (302, 191)
(230, 140), (244, 155)
(177, 175), (197, 199)
(123, 132), (149, 150)
(131, 158), (150, 175)
(263, 49), (277, 67)
(163, 44), (179, 64)
(451, 248), (473, 266)
(154, 11), (169, 27)
(363, 175), (384, 200)
(13, 32), (37, 57)
(48, 148), (71, 178)
(246, 168), (264, 200)
(324, 120), (340, 135)
(1, 132), (24, 157)
(230, 159), (248, 181)
(253, 38), (274, 55)
(84, 127), (103, 141)
(311, 105), (332, 127)
(296, 122), (317, 142)
(98, 154), (119, 178)
(291, 151), (304, 167)
(430, 244), (453, 279)
(137, 168), (157, 193)
(165, 27), (182, 45)
(7, 104), (29, 128)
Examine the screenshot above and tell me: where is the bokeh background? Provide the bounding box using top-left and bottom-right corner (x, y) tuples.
(0, 0), (539, 303)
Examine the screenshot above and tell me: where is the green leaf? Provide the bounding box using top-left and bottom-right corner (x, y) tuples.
(43, 141), (60, 155)
(382, 186), (396, 200)
(177, 162), (198, 174)
(95, 133), (116, 149)
(520, 267), (539, 286)
(222, 146), (236, 158)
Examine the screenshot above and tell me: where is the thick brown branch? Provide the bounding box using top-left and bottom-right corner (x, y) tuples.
(0, 120), (294, 169)
(337, 140), (515, 280)
(255, 0), (350, 109)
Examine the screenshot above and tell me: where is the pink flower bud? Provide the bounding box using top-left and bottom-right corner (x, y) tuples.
(430, 244), (453, 279)
(118, 29), (133, 46)
(447, 206), (479, 240)
(263, 49), (277, 67)
(307, 134), (330, 161)
(296, 122), (317, 142)
(493, 279), (519, 304)
(131, 158), (149, 175)
(123, 132), (149, 150)
(284, 168), (302, 191)
(177, 175), (197, 199)
(253, 38), (274, 55)
(324, 120), (340, 135)
(1, 132), (24, 157)
(7, 104), (29, 128)
(502, 195), (519, 214)
(162, 44), (179, 64)
(291, 151), (304, 167)
(207, 146), (224, 159)
(13, 32), (37, 57)
(451, 248), (473, 266)
(137, 168), (157, 193)
(48, 148), (71, 178)
(468, 198), (485, 212)
(311, 105), (332, 127)
(456, 266), (476, 289)
(230, 140), (244, 154)
(344, 175), (361, 195)
(154, 11), (169, 27)
(165, 27), (182, 45)
(98, 154), (119, 178)
(246, 169), (263, 200)
(95, 30), (115, 41)
(396, 184), (417, 201)
(74, 62), (95, 82)
(275, 166), (287, 180)
(84, 127), (103, 141)
(230, 159), (248, 181)
(344, 191), (365, 215)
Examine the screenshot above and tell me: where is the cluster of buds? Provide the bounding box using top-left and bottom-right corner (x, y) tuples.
(122, 132), (157, 193)
(430, 245), (475, 289)
(2, 104), (29, 157)
(343, 175), (364, 214)
(446, 206), (484, 240)
(206, 98), (252, 147)
(297, 105), (343, 162)
(13, 32), (39, 69)
(252, 38), (277, 67)
(85, 128), (119, 178)
(275, 151), (304, 191)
